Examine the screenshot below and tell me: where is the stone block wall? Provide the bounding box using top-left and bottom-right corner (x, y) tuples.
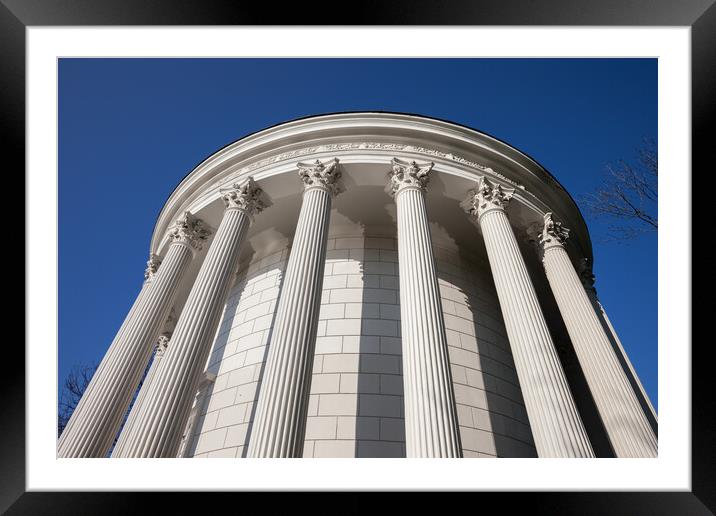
(183, 248), (288, 458)
(434, 247), (537, 457)
(184, 235), (536, 458)
(305, 236), (404, 458)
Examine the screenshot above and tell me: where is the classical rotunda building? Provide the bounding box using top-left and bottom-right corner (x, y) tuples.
(58, 112), (657, 459)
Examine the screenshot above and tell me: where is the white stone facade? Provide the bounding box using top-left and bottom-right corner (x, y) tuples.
(181, 236), (536, 458)
(59, 112), (657, 458)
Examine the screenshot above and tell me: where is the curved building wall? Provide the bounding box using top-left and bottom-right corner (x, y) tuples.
(306, 235), (404, 458)
(435, 246), (536, 457)
(62, 113), (656, 461)
(184, 233), (537, 458)
(186, 247), (288, 458)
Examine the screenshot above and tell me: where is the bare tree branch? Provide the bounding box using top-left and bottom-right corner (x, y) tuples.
(578, 138), (658, 241)
(58, 362), (98, 436)
(57, 351), (157, 456)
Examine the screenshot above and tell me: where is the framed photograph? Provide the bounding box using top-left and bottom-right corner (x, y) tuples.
(7, 0), (711, 512)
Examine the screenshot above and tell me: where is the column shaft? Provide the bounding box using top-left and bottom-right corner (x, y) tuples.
(110, 335), (169, 457)
(114, 209), (251, 457)
(465, 179), (594, 457)
(113, 178), (264, 457)
(395, 183), (462, 457)
(177, 373), (216, 457)
(248, 165), (337, 457)
(540, 215), (657, 457)
(57, 243), (194, 457)
(595, 299), (658, 426)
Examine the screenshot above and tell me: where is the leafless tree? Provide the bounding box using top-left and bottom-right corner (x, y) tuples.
(579, 139), (657, 241)
(58, 362), (98, 436)
(57, 354), (155, 455)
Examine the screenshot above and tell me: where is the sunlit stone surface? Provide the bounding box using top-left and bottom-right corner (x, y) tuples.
(62, 113), (656, 458)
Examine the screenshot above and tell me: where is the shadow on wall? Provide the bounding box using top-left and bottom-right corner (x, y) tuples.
(180, 249), (254, 457)
(586, 293), (658, 435)
(326, 181), (407, 457)
(179, 380), (214, 457)
(181, 304), (238, 457)
(449, 248), (539, 458)
(520, 240), (615, 458)
(427, 177), (538, 457)
(237, 260), (285, 457)
(182, 247), (290, 458)
(355, 244), (406, 458)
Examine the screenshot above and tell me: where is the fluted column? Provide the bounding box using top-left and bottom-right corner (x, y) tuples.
(538, 213), (657, 457)
(580, 269), (659, 430)
(247, 158), (341, 458)
(58, 213), (209, 457)
(577, 260), (658, 428)
(387, 158), (462, 458)
(177, 372), (217, 458)
(463, 177), (594, 457)
(113, 178), (266, 457)
(110, 333), (170, 457)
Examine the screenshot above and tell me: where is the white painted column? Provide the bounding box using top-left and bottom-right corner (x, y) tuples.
(576, 259), (658, 427)
(463, 177), (594, 457)
(113, 178), (266, 457)
(177, 372), (217, 458)
(247, 158), (341, 458)
(58, 213), (209, 458)
(389, 158), (462, 458)
(110, 333), (170, 457)
(539, 213), (657, 457)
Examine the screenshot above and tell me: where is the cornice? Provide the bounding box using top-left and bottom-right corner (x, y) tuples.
(149, 112), (592, 263)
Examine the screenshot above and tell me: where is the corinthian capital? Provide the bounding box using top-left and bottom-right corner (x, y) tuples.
(577, 258), (597, 296)
(167, 211), (212, 252)
(461, 176), (514, 219)
(387, 158), (433, 196)
(222, 177), (267, 217)
(155, 333), (170, 357)
(297, 158), (342, 196)
(539, 212), (570, 250)
(164, 307), (177, 334)
(144, 253), (162, 281)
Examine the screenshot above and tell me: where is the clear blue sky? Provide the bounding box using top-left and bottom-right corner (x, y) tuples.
(58, 58), (658, 409)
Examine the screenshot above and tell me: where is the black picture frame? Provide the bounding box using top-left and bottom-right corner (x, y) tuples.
(4, 1), (711, 513)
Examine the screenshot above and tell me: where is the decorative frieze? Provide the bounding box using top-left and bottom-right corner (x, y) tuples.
(211, 142), (526, 196)
(387, 158), (434, 196)
(241, 146), (320, 174)
(297, 158), (342, 196)
(166, 211), (212, 252)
